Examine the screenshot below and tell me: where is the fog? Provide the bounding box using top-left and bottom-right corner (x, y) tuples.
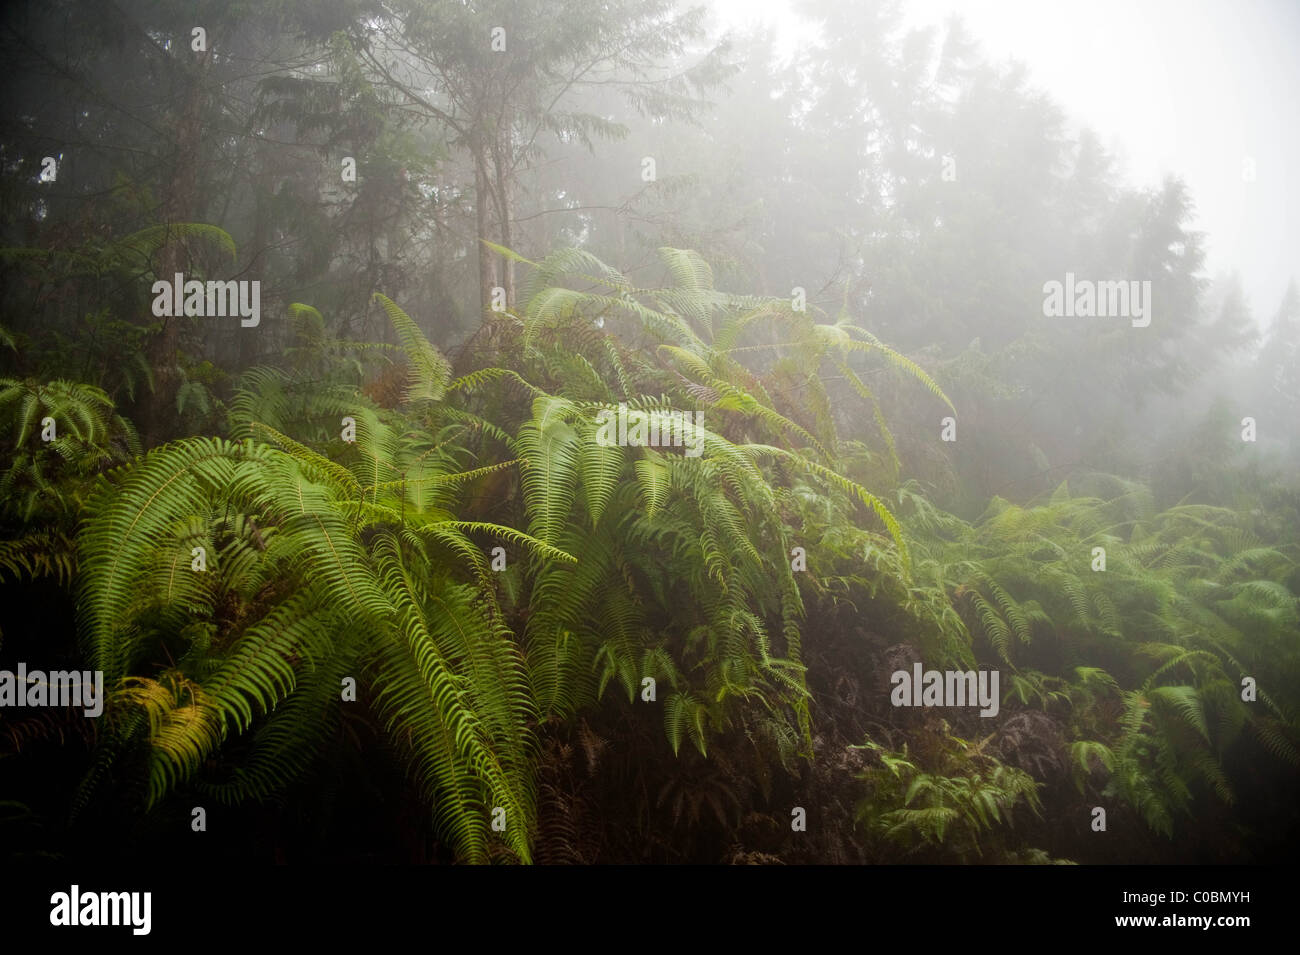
(708, 0), (1300, 323)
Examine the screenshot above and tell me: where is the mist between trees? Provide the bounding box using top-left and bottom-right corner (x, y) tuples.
(0, 0), (1296, 866)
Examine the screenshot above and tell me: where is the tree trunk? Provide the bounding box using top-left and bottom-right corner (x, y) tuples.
(141, 47), (211, 447)
(474, 148), (496, 322)
(493, 143), (515, 309)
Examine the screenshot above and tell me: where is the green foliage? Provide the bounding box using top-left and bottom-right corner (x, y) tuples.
(853, 727), (1052, 862)
(71, 302), (551, 862)
(46, 245), (952, 861)
(891, 477), (1300, 839)
(3, 240), (1296, 865)
(0, 376), (138, 524)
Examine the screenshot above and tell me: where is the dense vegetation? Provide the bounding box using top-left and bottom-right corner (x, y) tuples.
(1, 0), (1297, 865)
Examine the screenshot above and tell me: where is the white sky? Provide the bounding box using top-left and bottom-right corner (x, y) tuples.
(704, 0), (1300, 325)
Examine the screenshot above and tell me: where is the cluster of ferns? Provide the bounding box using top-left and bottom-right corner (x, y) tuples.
(1, 232), (1296, 862)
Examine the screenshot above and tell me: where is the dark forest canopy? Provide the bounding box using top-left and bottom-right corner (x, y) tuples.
(0, 0), (1296, 867)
